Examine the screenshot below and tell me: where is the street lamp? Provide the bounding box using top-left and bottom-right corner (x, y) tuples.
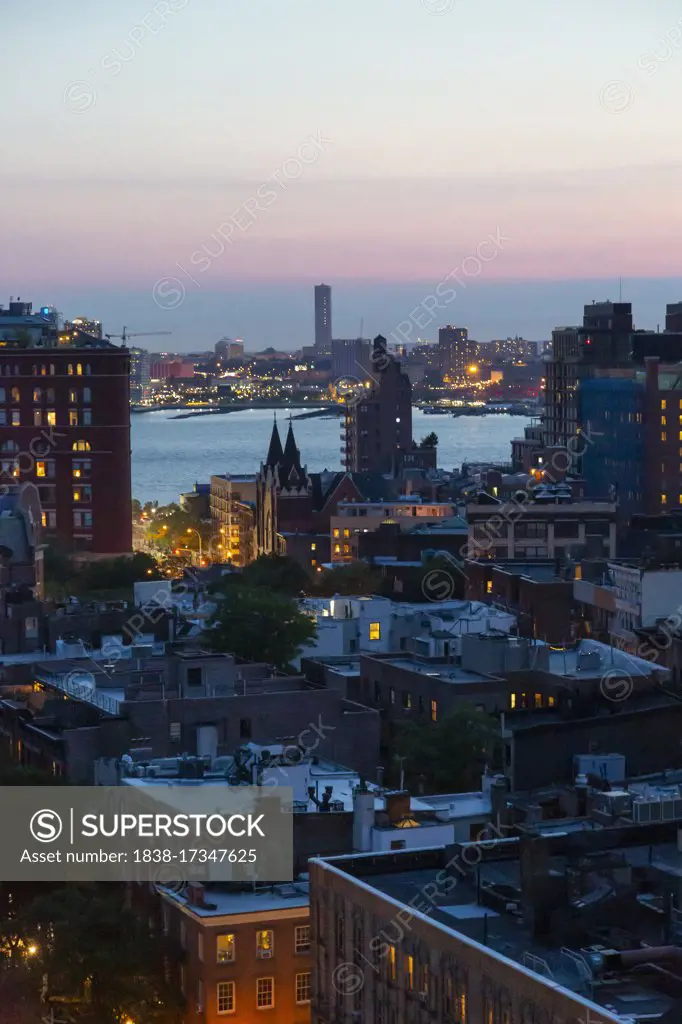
(186, 528), (203, 565)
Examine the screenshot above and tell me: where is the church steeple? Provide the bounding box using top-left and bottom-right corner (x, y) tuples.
(283, 417), (299, 468)
(265, 415), (284, 468)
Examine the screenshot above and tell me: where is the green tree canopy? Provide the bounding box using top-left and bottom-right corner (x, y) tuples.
(239, 554), (310, 595)
(313, 561), (384, 597)
(395, 704), (500, 793)
(420, 431), (439, 448)
(23, 886), (183, 1024)
(203, 586), (316, 668)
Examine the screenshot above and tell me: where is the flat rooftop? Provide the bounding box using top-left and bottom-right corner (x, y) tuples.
(377, 657), (497, 685)
(323, 836), (682, 1021)
(160, 881), (310, 918)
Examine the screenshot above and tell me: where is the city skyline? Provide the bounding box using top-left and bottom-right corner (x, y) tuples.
(3, 0), (682, 348)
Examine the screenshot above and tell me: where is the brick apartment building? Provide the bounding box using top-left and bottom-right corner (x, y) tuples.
(0, 301), (132, 556)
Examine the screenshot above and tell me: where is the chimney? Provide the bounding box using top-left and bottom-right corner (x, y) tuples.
(385, 790), (411, 824)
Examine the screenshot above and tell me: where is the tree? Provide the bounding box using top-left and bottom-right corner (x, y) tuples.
(313, 562), (383, 597)
(420, 431), (439, 449)
(203, 586), (317, 668)
(23, 886), (184, 1024)
(394, 704), (500, 793)
(239, 554), (310, 595)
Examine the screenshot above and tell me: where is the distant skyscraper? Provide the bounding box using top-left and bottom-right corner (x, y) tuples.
(438, 325), (476, 380)
(314, 283), (332, 353)
(331, 338), (371, 381)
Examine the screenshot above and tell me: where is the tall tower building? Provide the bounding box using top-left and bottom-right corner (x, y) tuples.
(342, 335), (419, 474)
(438, 325), (476, 380)
(314, 284), (332, 354)
(0, 301), (132, 557)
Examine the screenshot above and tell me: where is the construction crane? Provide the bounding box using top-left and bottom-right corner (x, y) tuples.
(104, 327), (172, 344)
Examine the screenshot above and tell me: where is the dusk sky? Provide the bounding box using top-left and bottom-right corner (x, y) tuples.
(3, 0), (682, 349)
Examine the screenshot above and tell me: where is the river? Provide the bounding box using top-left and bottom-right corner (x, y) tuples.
(130, 407), (529, 504)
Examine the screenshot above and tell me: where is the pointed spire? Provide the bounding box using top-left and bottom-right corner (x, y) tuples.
(283, 418), (299, 465)
(265, 416), (284, 468)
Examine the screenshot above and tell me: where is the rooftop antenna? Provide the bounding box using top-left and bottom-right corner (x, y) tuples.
(360, 317), (364, 340)
(619, 277), (622, 302)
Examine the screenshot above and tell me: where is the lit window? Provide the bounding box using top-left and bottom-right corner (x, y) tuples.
(334, 544), (341, 554)
(486, 580), (492, 594)
(76, 363), (83, 376)
(534, 693), (543, 708)
(548, 695), (556, 707)
(662, 432), (668, 441)
(389, 945), (396, 981)
(36, 461), (46, 478)
(41, 511), (47, 528)
(662, 399), (667, 410)
(256, 977), (274, 1009)
(310, 543), (316, 551)
(67, 364), (74, 376)
(510, 693), (517, 709)
(662, 416), (667, 426)
(217, 980), (235, 1015)
(295, 973), (311, 1005)
(72, 440), (91, 451)
(311, 559), (316, 567)
(256, 930), (273, 958)
(431, 699), (437, 722)
(333, 528), (340, 538)
(343, 528), (350, 538)
(11, 410), (19, 426)
(10, 388), (19, 403)
(295, 925), (310, 953)
(343, 543), (350, 554)
(33, 388), (41, 403)
(69, 410), (78, 426)
(33, 410), (42, 426)
(73, 488), (81, 502)
(46, 410), (56, 426)
(407, 954), (414, 990)
(663, 494), (668, 505)
(369, 622), (381, 641)
(217, 933), (235, 962)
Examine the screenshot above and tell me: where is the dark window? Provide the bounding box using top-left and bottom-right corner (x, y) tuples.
(554, 520), (580, 538)
(239, 718), (252, 740)
(186, 666), (202, 686)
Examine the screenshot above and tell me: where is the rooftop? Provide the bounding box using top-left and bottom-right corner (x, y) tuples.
(159, 880), (310, 918)
(319, 828), (682, 1022)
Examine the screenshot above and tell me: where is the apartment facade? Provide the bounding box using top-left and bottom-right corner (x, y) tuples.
(161, 883), (311, 1024)
(0, 307), (131, 556)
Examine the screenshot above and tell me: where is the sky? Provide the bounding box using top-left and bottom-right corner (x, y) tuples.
(2, 0), (682, 349)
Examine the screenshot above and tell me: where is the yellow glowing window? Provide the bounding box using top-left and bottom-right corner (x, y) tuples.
(662, 432), (668, 442)
(534, 693), (543, 708)
(310, 543), (316, 551)
(661, 416), (667, 426)
(256, 930), (273, 958)
(334, 544), (341, 554)
(36, 461), (46, 478)
(311, 559), (316, 567)
(389, 945), (396, 980)
(73, 469), (81, 478)
(406, 955), (414, 990)
(73, 489), (81, 502)
(41, 512), (47, 527)
(662, 399), (667, 410)
(46, 410), (56, 426)
(67, 364), (74, 375)
(510, 693), (517, 709)
(431, 699), (437, 722)
(663, 494), (668, 505)
(459, 992), (467, 1022)
(216, 933), (235, 962)
(486, 580), (493, 594)
(343, 528), (350, 538)
(76, 363), (83, 376)
(69, 410), (78, 426)
(333, 528), (340, 538)
(548, 695), (556, 707)
(369, 622), (381, 641)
